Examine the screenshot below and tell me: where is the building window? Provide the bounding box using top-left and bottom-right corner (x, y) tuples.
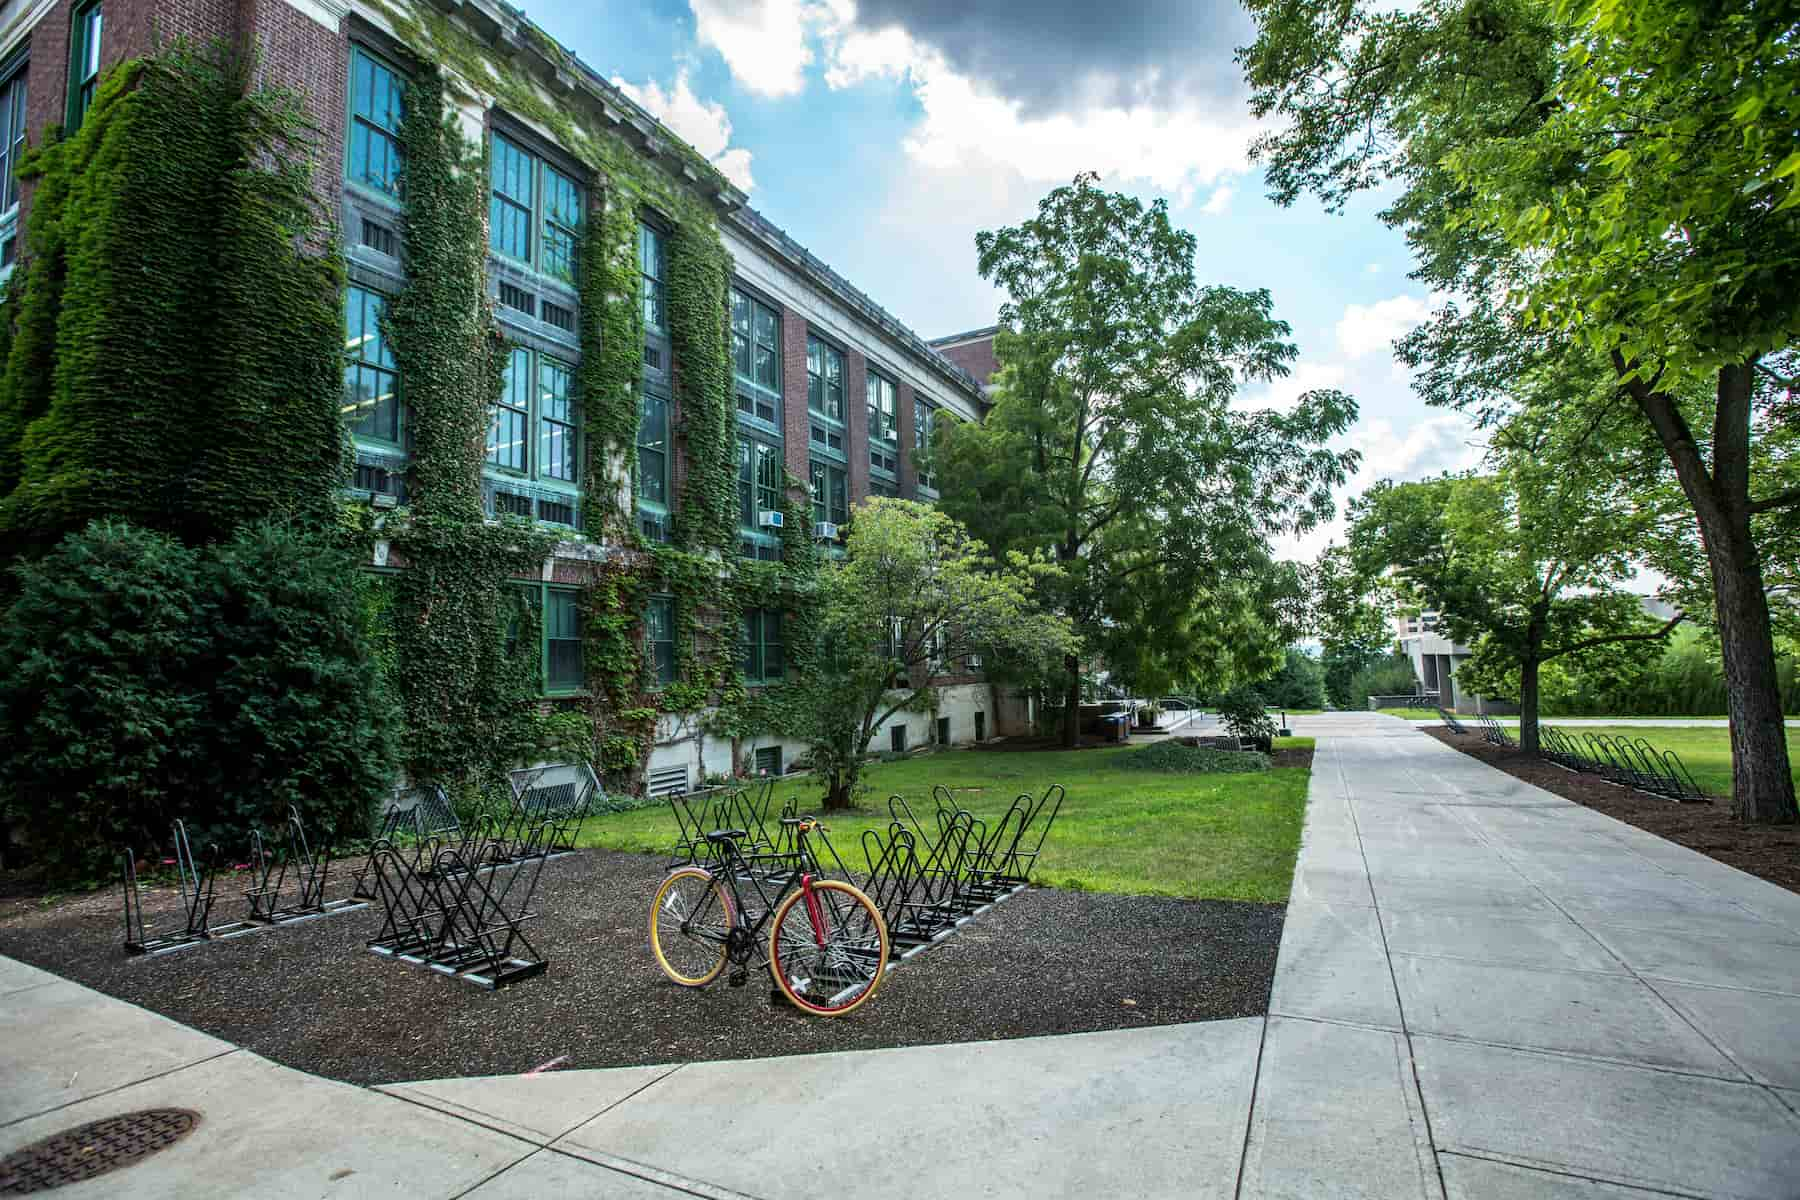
(807, 336), (843, 422)
(640, 222), (666, 333)
(347, 46), (403, 199)
(344, 286), (400, 446)
(870, 478), (899, 499)
(490, 132), (581, 283)
(867, 369), (898, 477)
(732, 288), (781, 425)
(0, 63), (27, 213)
(485, 348), (578, 486)
(545, 587), (583, 692)
(737, 437), (783, 532)
(741, 608), (784, 684)
(511, 584), (583, 694)
(67, 1), (101, 131)
(488, 347), (530, 473)
(646, 595), (676, 686)
(636, 388), (669, 510)
(914, 397), (936, 489)
(810, 459), (848, 529)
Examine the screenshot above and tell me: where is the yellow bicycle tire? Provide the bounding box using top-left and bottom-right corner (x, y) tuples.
(648, 866), (733, 987)
(767, 879), (890, 1017)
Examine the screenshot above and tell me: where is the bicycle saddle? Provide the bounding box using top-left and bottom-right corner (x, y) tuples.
(704, 829), (747, 843)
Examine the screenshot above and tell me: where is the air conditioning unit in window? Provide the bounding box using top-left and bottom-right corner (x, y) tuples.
(759, 510), (784, 529)
(813, 521), (839, 541)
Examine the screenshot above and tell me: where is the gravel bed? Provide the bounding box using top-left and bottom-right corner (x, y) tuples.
(0, 850), (1284, 1085)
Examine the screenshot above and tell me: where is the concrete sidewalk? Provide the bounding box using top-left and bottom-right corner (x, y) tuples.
(5, 715), (1798, 1197)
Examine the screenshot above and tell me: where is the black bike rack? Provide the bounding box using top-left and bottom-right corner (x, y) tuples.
(1470, 719), (1713, 804)
(122, 821), (219, 956)
(1437, 707), (1469, 735)
(247, 806), (367, 926)
(366, 822), (551, 988)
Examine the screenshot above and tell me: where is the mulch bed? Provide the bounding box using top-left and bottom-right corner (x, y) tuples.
(0, 849), (1284, 1086)
(1427, 727), (1800, 895)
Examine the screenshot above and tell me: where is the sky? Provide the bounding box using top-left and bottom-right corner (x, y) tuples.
(523, 0), (1490, 561)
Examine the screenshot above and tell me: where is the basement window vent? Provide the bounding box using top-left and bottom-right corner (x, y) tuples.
(353, 462), (405, 499)
(361, 218), (398, 257)
(537, 497), (576, 528)
(541, 300), (575, 332)
(498, 282), (535, 317)
(492, 490), (533, 519)
(648, 765), (689, 798)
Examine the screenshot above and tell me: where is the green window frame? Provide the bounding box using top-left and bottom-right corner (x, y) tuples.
(347, 46), (404, 199)
(640, 222), (666, 333)
(486, 347), (578, 484)
(646, 595), (676, 686)
(867, 369), (898, 477)
(807, 335), (844, 422)
(913, 397), (936, 489)
(344, 285), (400, 446)
(510, 583), (583, 694)
(67, 1), (101, 131)
(488, 346), (531, 473)
(544, 586), (583, 693)
(636, 387), (670, 509)
(0, 62), (27, 213)
(737, 436), (783, 531)
(490, 132), (582, 283)
(741, 608), (784, 685)
(732, 287), (781, 425)
(809, 459), (848, 528)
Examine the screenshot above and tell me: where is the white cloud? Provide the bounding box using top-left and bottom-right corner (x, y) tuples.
(1237, 361), (1349, 414)
(1200, 185), (1234, 216)
(689, 0), (816, 98)
(1335, 294), (1433, 359)
(692, 0), (1256, 203)
(611, 70), (756, 191)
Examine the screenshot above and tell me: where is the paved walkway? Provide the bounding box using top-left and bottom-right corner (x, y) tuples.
(3, 714), (1797, 1197)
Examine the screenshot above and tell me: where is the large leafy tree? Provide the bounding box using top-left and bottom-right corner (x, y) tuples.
(1310, 543), (1396, 708)
(1242, 0), (1800, 821)
(790, 500), (1072, 810)
(1349, 427), (1680, 753)
(933, 173), (1357, 746)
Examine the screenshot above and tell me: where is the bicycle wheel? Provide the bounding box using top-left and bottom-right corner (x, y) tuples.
(768, 879), (890, 1016)
(649, 867), (733, 987)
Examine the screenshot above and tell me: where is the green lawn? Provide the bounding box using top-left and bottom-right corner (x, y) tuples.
(577, 738), (1315, 903)
(1377, 707), (1442, 720)
(1536, 724), (1800, 797)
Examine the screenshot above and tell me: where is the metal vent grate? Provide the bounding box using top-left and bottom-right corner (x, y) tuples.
(647, 764), (689, 798)
(541, 300), (575, 332)
(361, 218), (398, 257)
(0, 1109), (201, 1193)
(493, 491), (533, 518)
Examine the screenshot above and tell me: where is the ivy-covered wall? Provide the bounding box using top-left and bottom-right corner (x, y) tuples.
(0, 43), (345, 558)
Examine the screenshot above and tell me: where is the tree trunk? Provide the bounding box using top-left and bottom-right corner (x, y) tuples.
(1518, 658), (1541, 756)
(820, 778), (855, 811)
(1621, 358), (1796, 824)
(1518, 615), (1544, 756)
(1061, 651), (1082, 748)
(1705, 514), (1796, 823)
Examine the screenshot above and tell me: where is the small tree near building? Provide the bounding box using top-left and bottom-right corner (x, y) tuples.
(790, 500), (1073, 811)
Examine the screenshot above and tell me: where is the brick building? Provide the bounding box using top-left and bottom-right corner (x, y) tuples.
(0, 0), (995, 789)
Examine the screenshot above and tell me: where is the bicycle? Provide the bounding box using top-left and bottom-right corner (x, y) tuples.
(648, 818), (890, 1016)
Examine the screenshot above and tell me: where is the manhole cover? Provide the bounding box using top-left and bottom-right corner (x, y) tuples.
(0, 1108), (200, 1193)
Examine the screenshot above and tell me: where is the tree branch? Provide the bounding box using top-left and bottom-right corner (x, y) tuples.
(1542, 612), (1684, 661)
(1748, 487), (1800, 515)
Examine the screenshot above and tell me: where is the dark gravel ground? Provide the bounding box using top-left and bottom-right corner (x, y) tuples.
(0, 850), (1284, 1085)
(1428, 727), (1800, 894)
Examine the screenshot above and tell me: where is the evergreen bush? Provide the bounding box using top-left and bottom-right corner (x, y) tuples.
(0, 520), (396, 879)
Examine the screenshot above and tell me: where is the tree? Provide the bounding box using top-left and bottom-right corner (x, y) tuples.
(1311, 543), (1396, 708)
(790, 500), (1072, 810)
(1241, 0), (1800, 820)
(1348, 442), (1680, 752)
(1249, 646), (1329, 710)
(934, 172), (1358, 747)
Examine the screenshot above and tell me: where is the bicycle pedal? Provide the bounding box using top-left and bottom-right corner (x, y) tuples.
(728, 967), (748, 988)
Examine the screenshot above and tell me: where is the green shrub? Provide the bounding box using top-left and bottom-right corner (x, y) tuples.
(1215, 686), (1277, 744)
(0, 520), (396, 878)
(1122, 740), (1270, 774)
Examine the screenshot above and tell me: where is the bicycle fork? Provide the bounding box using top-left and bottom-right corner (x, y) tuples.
(800, 873), (828, 948)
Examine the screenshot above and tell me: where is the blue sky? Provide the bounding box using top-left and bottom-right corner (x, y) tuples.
(522, 0), (1488, 558)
